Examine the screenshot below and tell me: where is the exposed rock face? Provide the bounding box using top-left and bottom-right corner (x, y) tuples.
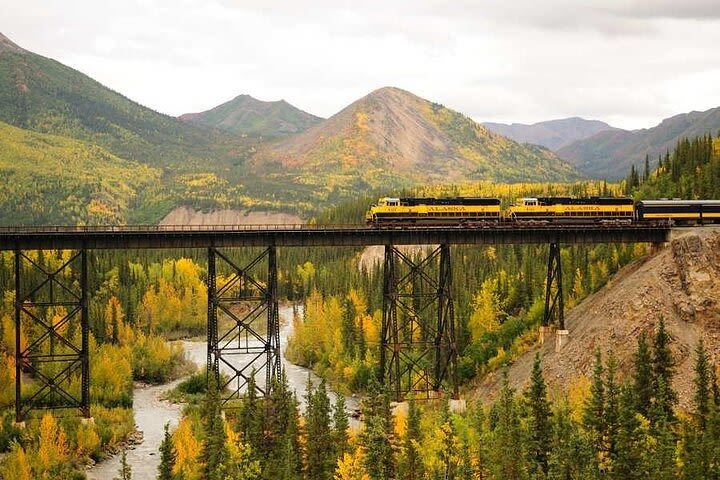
(159, 206), (303, 226)
(475, 227), (720, 409)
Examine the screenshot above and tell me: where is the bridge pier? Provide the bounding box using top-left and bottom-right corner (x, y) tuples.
(207, 247), (280, 404)
(379, 244), (458, 402)
(542, 242), (570, 351)
(543, 242), (565, 331)
(14, 249), (90, 422)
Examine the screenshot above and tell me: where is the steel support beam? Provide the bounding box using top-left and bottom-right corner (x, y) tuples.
(379, 245), (457, 401)
(14, 249), (90, 422)
(207, 247), (280, 404)
(543, 243), (565, 329)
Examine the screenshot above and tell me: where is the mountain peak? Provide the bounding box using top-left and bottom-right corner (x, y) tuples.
(179, 93), (323, 138)
(483, 117), (617, 151)
(0, 32), (25, 54)
(251, 86), (578, 186)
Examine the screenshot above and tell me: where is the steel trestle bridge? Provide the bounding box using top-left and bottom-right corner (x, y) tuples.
(0, 223), (670, 421)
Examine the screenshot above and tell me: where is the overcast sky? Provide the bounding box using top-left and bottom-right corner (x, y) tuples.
(2, 0), (720, 129)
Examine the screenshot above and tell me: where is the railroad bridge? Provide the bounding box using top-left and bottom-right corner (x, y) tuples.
(0, 224), (670, 421)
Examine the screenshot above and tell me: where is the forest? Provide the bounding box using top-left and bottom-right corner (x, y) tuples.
(0, 134), (718, 478)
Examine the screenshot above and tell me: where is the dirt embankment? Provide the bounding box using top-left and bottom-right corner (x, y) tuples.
(475, 227), (720, 409)
(160, 206), (303, 226)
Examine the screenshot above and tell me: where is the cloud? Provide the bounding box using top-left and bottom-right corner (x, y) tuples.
(0, 0), (718, 129)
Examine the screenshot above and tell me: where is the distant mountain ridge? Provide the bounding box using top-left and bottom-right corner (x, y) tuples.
(0, 32), (582, 224)
(483, 117), (618, 150)
(249, 87), (579, 193)
(180, 94), (322, 138)
(557, 107), (720, 179)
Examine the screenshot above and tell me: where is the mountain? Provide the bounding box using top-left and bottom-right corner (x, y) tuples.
(0, 31), (253, 173)
(180, 94), (322, 138)
(557, 107), (720, 179)
(248, 87), (579, 204)
(483, 117), (617, 150)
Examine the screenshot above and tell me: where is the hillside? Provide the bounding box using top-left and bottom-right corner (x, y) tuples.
(477, 227), (720, 409)
(0, 121), (161, 224)
(180, 94), (322, 138)
(558, 107), (720, 179)
(0, 31), (254, 173)
(484, 117), (617, 150)
(249, 87), (579, 204)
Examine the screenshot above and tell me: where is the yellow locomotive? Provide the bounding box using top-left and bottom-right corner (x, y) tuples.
(365, 197), (501, 226)
(507, 197), (635, 222)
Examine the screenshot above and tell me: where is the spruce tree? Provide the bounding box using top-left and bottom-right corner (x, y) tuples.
(304, 378), (334, 480)
(547, 398), (594, 480)
(604, 352), (620, 471)
(490, 370), (527, 479)
(613, 385), (643, 480)
(157, 422), (176, 480)
(583, 349), (605, 467)
(202, 377), (228, 480)
(399, 396), (423, 480)
(693, 340), (710, 428)
(524, 353), (552, 477)
(652, 318), (676, 422)
(633, 333), (653, 417)
(238, 370), (264, 457)
(333, 394), (350, 458)
(265, 370), (302, 480)
(361, 377), (395, 480)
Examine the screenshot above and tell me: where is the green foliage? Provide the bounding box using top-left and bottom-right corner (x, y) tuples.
(629, 133), (720, 199)
(158, 423), (176, 480)
(0, 121), (161, 225)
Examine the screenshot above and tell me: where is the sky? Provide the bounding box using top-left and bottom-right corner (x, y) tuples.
(2, 0), (720, 130)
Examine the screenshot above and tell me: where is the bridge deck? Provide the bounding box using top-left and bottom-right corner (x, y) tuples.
(0, 224), (670, 250)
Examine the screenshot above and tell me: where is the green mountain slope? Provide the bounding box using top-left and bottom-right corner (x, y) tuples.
(0, 32), (253, 172)
(0, 121), (162, 225)
(557, 107), (720, 179)
(248, 87), (579, 205)
(180, 94), (322, 138)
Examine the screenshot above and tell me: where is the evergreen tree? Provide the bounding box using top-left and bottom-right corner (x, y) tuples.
(158, 422), (176, 480)
(202, 377), (229, 480)
(604, 352), (620, 472)
(652, 318), (676, 422)
(304, 378), (334, 480)
(116, 449), (132, 480)
(333, 394), (350, 463)
(238, 370), (264, 457)
(633, 333), (653, 417)
(265, 370), (302, 480)
(524, 353), (552, 477)
(399, 397), (423, 480)
(361, 378), (395, 480)
(547, 398), (594, 480)
(693, 340), (710, 428)
(341, 297), (356, 358)
(583, 350), (605, 470)
(490, 370), (527, 479)
(613, 386), (643, 480)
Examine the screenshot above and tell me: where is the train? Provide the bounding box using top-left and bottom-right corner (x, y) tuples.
(365, 196), (720, 226)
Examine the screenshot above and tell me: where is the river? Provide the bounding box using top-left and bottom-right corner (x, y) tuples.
(87, 305), (357, 480)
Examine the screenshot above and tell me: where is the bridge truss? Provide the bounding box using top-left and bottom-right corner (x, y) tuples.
(2, 224), (669, 419)
(380, 245), (458, 402)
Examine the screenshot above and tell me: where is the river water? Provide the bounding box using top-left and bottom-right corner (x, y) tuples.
(87, 305), (357, 480)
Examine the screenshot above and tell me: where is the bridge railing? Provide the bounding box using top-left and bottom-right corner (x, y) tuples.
(0, 221), (672, 234)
